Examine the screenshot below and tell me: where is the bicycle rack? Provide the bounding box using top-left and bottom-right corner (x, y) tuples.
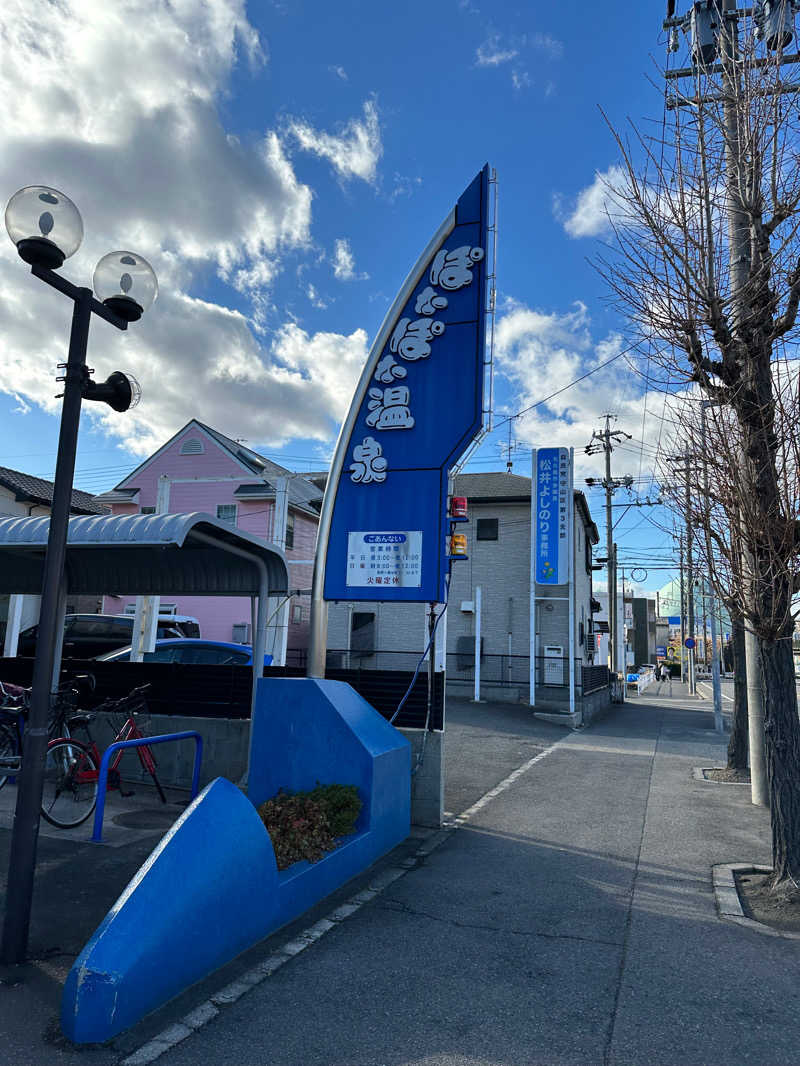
(91, 731), (203, 844)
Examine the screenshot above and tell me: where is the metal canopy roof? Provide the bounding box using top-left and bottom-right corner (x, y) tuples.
(0, 512), (288, 597)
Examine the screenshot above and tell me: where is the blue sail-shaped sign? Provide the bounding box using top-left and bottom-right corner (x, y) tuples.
(319, 166), (491, 605)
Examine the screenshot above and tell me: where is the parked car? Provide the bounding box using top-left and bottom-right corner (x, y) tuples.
(120, 610), (201, 639)
(96, 638), (273, 667)
(16, 614), (188, 660)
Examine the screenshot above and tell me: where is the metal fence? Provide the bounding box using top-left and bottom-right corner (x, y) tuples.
(447, 652), (531, 686)
(582, 663), (611, 695)
(0, 652), (445, 731)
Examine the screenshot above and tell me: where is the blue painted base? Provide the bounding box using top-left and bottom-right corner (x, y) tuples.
(62, 678), (411, 1044)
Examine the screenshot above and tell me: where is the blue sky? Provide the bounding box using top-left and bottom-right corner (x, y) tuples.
(0, 0), (681, 596)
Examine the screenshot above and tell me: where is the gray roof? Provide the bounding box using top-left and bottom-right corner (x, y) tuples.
(453, 471), (600, 542)
(0, 512), (288, 597)
(453, 472), (533, 500)
(0, 466), (107, 516)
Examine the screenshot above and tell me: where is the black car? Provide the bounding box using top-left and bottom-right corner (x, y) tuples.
(17, 614), (185, 660)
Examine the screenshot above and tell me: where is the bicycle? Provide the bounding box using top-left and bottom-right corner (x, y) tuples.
(42, 683), (167, 829)
(0, 675), (95, 791)
(0, 679), (167, 828)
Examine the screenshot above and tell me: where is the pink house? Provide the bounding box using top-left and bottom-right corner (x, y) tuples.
(98, 420), (321, 658)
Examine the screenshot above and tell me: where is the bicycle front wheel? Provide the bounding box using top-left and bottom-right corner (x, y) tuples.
(42, 740), (99, 828)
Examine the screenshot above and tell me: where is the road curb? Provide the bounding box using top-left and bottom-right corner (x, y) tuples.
(692, 767), (749, 784)
(712, 863), (800, 940)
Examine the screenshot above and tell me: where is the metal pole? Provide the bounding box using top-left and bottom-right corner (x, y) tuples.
(530, 450), (537, 706)
(700, 401), (724, 730)
(679, 532), (686, 683)
(473, 585), (482, 702)
(604, 416), (616, 675)
(685, 452), (696, 694)
(568, 449), (576, 717)
(1, 289), (92, 964)
(427, 602), (436, 731)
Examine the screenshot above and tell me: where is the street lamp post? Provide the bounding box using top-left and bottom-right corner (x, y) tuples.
(1, 186), (156, 963)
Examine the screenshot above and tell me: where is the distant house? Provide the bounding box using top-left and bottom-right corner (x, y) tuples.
(96, 420), (321, 655)
(0, 466), (108, 648)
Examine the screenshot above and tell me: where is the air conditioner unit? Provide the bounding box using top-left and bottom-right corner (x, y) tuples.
(232, 622), (251, 643)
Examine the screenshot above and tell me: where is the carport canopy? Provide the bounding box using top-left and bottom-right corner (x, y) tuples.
(0, 512), (289, 706)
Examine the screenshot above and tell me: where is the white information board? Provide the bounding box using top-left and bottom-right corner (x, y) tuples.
(346, 531), (423, 588)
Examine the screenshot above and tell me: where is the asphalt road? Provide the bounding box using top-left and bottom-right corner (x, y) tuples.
(697, 675), (800, 705)
(151, 691), (797, 1066)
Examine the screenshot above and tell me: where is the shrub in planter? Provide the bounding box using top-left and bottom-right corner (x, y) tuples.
(256, 785), (362, 871)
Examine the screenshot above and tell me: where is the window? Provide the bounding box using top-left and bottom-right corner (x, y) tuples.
(216, 504), (237, 525)
(141, 506), (156, 515)
(476, 518), (498, 541)
(285, 511), (295, 550)
(291, 603), (303, 624)
(350, 611), (375, 654)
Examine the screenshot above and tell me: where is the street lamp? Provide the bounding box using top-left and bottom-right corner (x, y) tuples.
(1, 186), (156, 964)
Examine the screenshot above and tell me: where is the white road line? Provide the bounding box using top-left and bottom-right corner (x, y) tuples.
(697, 682), (734, 702)
(121, 735), (567, 1065)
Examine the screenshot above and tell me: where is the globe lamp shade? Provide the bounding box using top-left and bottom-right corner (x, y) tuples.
(4, 186), (83, 269)
(93, 251), (157, 322)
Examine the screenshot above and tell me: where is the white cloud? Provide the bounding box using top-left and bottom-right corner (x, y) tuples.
(389, 173), (423, 201)
(329, 65), (348, 81)
(495, 298), (673, 483)
(475, 31), (562, 91)
(306, 283), (329, 309)
(531, 32), (564, 59)
(476, 36), (519, 67)
(332, 238), (368, 281)
(287, 99), (383, 185)
(0, 0), (372, 457)
(558, 165), (627, 238)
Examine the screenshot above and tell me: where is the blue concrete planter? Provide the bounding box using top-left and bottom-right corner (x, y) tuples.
(62, 678), (410, 1043)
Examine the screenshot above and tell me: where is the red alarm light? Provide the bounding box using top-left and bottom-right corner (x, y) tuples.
(450, 496), (467, 518)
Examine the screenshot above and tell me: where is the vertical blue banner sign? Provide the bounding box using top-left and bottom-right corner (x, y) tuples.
(532, 447), (570, 585)
(319, 166), (492, 604)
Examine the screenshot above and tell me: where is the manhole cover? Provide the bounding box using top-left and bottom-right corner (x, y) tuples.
(112, 810), (178, 830)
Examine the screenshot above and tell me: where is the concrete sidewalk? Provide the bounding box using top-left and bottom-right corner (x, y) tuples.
(4, 687), (797, 1065)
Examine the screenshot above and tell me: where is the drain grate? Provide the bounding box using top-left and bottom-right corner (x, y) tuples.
(112, 809), (179, 830)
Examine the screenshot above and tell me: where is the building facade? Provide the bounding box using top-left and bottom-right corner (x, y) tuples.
(98, 421), (320, 653)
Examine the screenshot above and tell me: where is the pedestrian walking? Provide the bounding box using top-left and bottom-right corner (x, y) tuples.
(659, 661), (672, 695)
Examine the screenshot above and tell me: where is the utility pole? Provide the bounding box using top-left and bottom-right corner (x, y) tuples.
(679, 532), (686, 683)
(585, 415), (633, 677)
(664, 0), (777, 803)
(700, 400), (724, 731)
(684, 451), (697, 694)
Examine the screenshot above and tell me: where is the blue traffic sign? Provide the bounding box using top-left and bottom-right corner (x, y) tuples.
(685, 637), (696, 649)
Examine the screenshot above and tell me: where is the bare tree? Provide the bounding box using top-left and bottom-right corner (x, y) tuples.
(597, 13), (800, 892)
